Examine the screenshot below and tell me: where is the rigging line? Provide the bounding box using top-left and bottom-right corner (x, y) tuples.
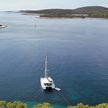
(55, 91), (72, 105)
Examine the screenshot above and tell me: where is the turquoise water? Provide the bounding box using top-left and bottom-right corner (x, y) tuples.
(0, 12), (108, 107)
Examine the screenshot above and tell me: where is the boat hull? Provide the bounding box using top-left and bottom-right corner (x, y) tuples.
(40, 77), (55, 91)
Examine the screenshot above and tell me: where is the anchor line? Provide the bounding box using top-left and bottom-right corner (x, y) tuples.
(22, 88), (42, 100)
(55, 91), (72, 105)
(33, 89), (43, 99)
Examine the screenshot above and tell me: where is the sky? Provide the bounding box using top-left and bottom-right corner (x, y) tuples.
(0, 0), (108, 11)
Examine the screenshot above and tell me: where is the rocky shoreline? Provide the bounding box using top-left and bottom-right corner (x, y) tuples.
(0, 24), (7, 29)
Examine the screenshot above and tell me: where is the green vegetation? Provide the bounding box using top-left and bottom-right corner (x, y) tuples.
(20, 6), (108, 18)
(89, 12), (108, 18)
(68, 103), (108, 108)
(0, 101), (108, 108)
(0, 101), (27, 108)
(33, 103), (53, 108)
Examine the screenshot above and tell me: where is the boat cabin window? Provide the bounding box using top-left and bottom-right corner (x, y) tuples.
(44, 83), (52, 86)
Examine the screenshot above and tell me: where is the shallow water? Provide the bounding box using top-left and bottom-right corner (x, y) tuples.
(0, 12), (108, 106)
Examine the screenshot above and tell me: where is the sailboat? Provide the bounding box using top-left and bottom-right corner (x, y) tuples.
(40, 56), (55, 91)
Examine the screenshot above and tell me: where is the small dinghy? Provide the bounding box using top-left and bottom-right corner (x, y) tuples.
(55, 87), (61, 91)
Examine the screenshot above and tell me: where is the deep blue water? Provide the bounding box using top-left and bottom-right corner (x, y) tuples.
(0, 12), (108, 107)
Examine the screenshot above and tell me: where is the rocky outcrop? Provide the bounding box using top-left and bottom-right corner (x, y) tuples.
(0, 24), (7, 29)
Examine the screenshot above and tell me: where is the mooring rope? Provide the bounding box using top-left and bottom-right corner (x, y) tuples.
(22, 87), (72, 106)
(22, 88), (42, 100)
(55, 90), (72, 105)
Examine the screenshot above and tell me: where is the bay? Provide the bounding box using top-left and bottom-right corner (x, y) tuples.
(0, 12), (108, 107)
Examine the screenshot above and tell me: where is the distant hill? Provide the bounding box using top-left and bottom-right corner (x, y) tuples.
(20, 6), (108, 18)
(21, 9), (73, 14)
(74, 6), (108, 13)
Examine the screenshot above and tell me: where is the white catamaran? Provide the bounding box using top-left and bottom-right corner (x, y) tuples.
(40, 56), (55, 91)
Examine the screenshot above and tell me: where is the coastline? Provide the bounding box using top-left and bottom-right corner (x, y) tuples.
(21, 13), (108, 19)
(0, 24), (7, 29)
(20, 6), (108, 19)
(0, 101), (108, 108)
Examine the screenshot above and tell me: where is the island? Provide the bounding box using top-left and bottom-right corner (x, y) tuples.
(0, 24), (3, 27)
(20, 6), (108, 19)
(0, 24), (7, 29)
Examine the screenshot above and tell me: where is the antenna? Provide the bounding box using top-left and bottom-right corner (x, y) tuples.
(45, 55), (48, 77)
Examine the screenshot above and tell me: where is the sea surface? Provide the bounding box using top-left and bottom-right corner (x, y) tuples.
(0, 12), (108, 107)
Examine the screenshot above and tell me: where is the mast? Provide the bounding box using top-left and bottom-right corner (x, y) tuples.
(45, 55), (48, 77)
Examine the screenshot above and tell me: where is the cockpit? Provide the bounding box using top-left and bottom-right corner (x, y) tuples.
(44, 83), (52, 86)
